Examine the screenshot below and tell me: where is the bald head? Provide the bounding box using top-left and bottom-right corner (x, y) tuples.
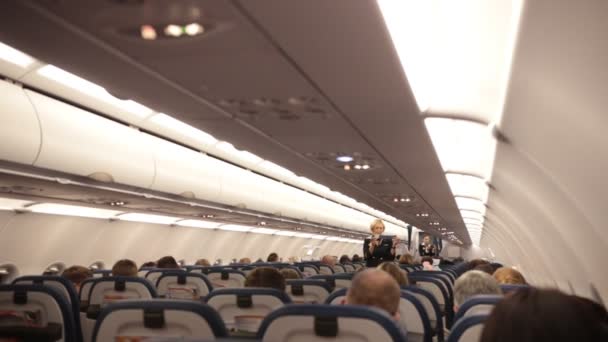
(321, 255), (336, 267)
(346, 269), (401, 319)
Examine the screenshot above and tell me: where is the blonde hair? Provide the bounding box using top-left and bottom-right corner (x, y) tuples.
(377, 262), (409, 286)
(493, 267), (527, 285)
(369, 219), (385, 233)
(399, 253), (415, 265)
(112, 259), (138, 277)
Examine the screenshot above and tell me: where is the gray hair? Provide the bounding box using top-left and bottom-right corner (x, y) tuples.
(454, 270), (502, 306)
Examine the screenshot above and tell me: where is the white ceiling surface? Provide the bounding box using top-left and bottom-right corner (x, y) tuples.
(0, 0), (468, 241)
(479, 0), (608, 301)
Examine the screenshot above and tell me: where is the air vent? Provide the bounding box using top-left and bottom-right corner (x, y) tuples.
(218, 97), (331, 121)
(305, 152), (380, 171)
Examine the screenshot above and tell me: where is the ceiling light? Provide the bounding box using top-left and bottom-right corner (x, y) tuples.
(0, 42), (35, 67)
(30, 203), (123, 219)
(251, 227), (278, 235)
(164, 24), (183, 37)
(455, 197), (487, 215)
(109, 201), (126, 206)
(310, 235), (327, 240)
(293, 232), (313, 239)
(175, 219), (220, 229)
(37, 65), (153, 118)
(274, 231), (296, 237)
(140, 25), (157, 40)
(219, 224), (252, 232)
(0, 197), (33, 210)
(461, 209), (485, 221)
(393, 198), (399, 202)
(326, 236), (341, 241)
(150, 113), (217, 145)
(343, 164), (351, 171)
(446, 173), (490, 202)
(259, 221), (267, 226)
(354, 164), (362, 170)
(184, 23), (204, 36)
(361, 164), (370, 170)
(118, 213), (180, 225)
(336, 155), (354, 163)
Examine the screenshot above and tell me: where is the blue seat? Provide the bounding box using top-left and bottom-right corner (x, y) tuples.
(12, 276), (82, 341)
(295, 264), (320, 277)
(278, 265), (304, 278)
(285, 280), (332, 304)
(409, 275), (454, 328)
(257, 304), (406, 341)
(309, 273), (353, 291)
(403, 286), (444, 342)
(206, 288), (291, 334)
(91, 270), (111, 278)
(0, 284), (78, 342)
(156, 271), (213, 299)
(325, 288), (348, 305)
(318, 264), (334, 275)
(205, 269), (247, 288)
(145, 268), (185, 286)
(187, 266), (234, 274)
(400, 290), (433, 342)
(446, 315), (488, 342)
(500, 284), (528, 294)
(332, 264), (346, 273)
(454, 295), (502, 322)
(92, 300), (228, 341)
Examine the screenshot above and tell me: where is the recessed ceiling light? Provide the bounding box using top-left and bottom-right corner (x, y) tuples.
(405, 198), (411, 202)
(184, 23), (204, 36)
(393, 198), (399, 202)
(164, 24), (183, 37)
(259, 221), (267, 226)
(336, 155), (354, 163)
(343, 164), (351, 171)
(140, 25), (157, 40)
(354, 164), (362, 170)
(361, 164), (370, 170)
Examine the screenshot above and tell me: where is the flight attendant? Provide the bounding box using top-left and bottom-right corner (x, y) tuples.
(364, 219), (399, 267)
(419, 235), (437, 257)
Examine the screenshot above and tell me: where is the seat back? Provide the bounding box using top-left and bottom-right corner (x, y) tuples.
(0, 284), (78, 342)
(309, 274), (353, 291)
(87, 277), (157, 317)
(455, 295), (502, 323)
(352, 263), (364, 271)
(325, 288), (347, 305)
(332, 265), (346, 273)
(409, 275), (453, 327)
(92, 300), (228, 341)
(403, 286), (444, 342)
(342, 264), (355, 273)
(399, 291), (433, 342)
(446, 315), (488, 342)
(156, 272), (213, 300)
(257, 304), (406, 342)
(296, 264), (319, 277)
(206, 288), (291, 335)
(145, 268), (181, 286)
(500, 284), (528, 294)
(13, 276), (82, 341)
(285, 280), (331, 304)
(206, 270), (247, 289)
(91, 270), (111, 278)
(318, 265), (334, 275)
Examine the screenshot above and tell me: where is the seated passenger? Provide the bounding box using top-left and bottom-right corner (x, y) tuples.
(321, 255), (336, 267)
(279, 268), (301, 280)
(266, 253), (279, 262)
(467, 258), (490, 270)
(239, 257), (251, 264)
(157, 256), (180, 269)
(493, 267), (527, 285)
(195, 258), (211, 267)
(481, 288), (608, 341)
(339, 255), (351, 264)
(377, 262), (409, 286)
(61, 265), (92, 291)
(453, 270), (502, 312)
(352, 254), (362, 263)
(474, 263), (494, 275)
(398, 253), (415, 265)
(140, 261), (156, 268)
(421, 256), (440, 271)
(245, 267), (285, 291)
(111, 259), (138, 277)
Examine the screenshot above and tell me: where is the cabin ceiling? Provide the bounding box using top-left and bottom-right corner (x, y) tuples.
(0, 0), (468, 242)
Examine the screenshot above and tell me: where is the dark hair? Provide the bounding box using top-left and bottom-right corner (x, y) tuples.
(468, 259), (489, 270)
(421, 256), (433, 264)
(245, 267), (285, 291)
(112, 259), (138, 277)
(474, 263), (494, 275)
(61, 265), (92, 285)
(266, 253), (279, 262)
(352, 254), (361, 263)
(339, 255), (351, 264)
(481, 288), (608, 342)
(156, 256), (179, 269)
(140, 261), (156, 268)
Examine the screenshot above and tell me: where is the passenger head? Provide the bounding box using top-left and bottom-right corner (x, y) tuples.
(422, 235), (432, 245)
(492, 267), (525, 285)
(474, 263), (494, 275)
(453, 270), (501, 311)
(239, 257), (251, 264)
(370, 219), (385, 237)
(399, 253), (414, 265)
(111, 259), (138, 277)
(339, 255), (351, 264)
(346, 269), (401, 321)
(140, 261), (156, 268)
(279, 268), (301, 280)
(377, 262), (409, 286)
(157, 256), (179, 269)
(245, 267), (285, 291)
(421, 256), (434, 270)
(468, 258), (489, 270)
(352, 254), (361, 263)
(481, 288), (608, 342)
(266, 253), (279, 262)
(195, 258), (211, 267)
(321, 255), (336, 267)
(61, 265), (92, 290)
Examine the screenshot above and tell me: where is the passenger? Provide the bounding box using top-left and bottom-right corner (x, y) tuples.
(345, 269), (406, 337)
(339, 254), (351, 264)
(489, 262), (503, 273)
(493, 267), (527, 285)
(61, 265), (92, 291)
(111, 259), (138, 277)
(481, 288), (608, 341)
(321, 255), (336, 267)
(467, 258), (489, 270)
(245, 267), (286, 291)
(140, 261), (156, 268)
(266, 252), (279, 262)
(421, 256), (440, 271)
(195, 258), (211, 267)
(352, 254), (362, 263)
(398, 253), (415, 265)
(453, 270), (502, 312)
(157, 256), (180, 269)
(474, 263), (494, 275)
(377, 262), (409, 286)
(419, 235), (437, 257)
(279, 268), (301, 280)
(239, 257), (251, 264)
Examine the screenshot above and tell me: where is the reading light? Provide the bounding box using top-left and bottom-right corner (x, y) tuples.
(118, 213), (180, 225)
(336, 155), (354, 163)
(361, 164), (370, 170)
(175, 219), (220, 229)
(164, 25), (183, 37)
(0, 42), (35, 67)
(150, 113), (218, 145)
(140, 25), (157, 40)
(0, 197), (33, 211)
(354, 164), (362, 170)
(343, 165), (351, 171)
(184, 23), (204, 36)
(30, 203), (123, 219)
